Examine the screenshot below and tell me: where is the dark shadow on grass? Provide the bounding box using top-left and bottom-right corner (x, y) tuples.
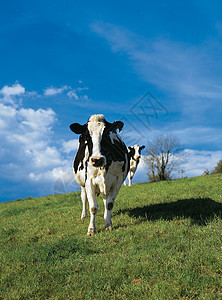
(116, 198), (222, 225)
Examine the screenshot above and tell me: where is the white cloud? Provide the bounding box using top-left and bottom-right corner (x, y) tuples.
(67, 90), (79, 100)
(62, 139), (79, 154)
(0, 82), (26, 105)
(0, 85), (77, 195)
(29, 167), (72, 182)
(28, 167), (79, 195)
(0, 83), (25, 97)
(43, 84), (89, 101)
(18, 107), (56, 132)
(67, 87), (89, 101)
(0, 104), (59, 179)
(44, 86), (68, 96)
(0, 103), (17, 129)
(76, 87), (88, 92)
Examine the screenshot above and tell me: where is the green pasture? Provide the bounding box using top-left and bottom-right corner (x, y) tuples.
(0, 174), (221, 299)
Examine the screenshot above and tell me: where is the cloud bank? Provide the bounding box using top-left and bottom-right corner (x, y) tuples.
(0, 82), (80, 201)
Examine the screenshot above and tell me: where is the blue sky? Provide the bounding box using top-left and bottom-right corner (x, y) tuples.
(0, 0), (222, 202)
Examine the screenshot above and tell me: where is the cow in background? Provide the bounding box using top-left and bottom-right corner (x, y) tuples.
(70, 114), (130, 235)
(124, 145), (145, 186)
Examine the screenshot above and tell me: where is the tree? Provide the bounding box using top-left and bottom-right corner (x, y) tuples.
(212, 159), (222, 174)
(144, 134), (184, 182)
(202, 169), (210, 176)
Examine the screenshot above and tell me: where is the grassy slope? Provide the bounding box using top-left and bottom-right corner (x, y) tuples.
(0, 174), (221, 299)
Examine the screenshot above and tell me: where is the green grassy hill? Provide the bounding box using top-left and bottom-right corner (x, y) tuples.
(0, 174), (222, 299)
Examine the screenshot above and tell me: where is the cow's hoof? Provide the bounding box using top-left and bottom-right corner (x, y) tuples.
(87, 231), (94, 236)
(105, 224), (112, 231)
(87, 228), (95, 236)
(81, 212), (88, 220)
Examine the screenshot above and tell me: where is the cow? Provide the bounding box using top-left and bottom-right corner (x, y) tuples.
(124, 145), (145, 187)
(69, 114), (130, 235)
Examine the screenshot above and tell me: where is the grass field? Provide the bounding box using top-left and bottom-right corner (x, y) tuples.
(0, 174), (221, 299)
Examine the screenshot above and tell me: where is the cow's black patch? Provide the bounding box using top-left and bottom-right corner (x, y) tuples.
(101, 123), (129, 172)
(128, 147), (135, 159)
(104, 120), (124, 133)
(73, 129), (93, 175)
(107, 202), (113, 210)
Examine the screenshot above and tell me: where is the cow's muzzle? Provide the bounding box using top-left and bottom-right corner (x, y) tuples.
(91, 156), (106, 167)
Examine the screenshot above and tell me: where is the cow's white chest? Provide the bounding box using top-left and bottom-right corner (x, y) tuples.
(89, 159), (128, 195)
(130, 159), (138, 173)
(90, 167), (106, 194)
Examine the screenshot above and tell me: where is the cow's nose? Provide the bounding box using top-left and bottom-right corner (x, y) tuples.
(91, 156), (106, 167)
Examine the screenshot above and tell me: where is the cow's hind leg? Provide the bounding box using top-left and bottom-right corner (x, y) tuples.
(81, 187), (88, 220)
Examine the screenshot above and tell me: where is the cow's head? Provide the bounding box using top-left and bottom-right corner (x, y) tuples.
(70, 114), (124, 168)
(128, 144), (145, 160)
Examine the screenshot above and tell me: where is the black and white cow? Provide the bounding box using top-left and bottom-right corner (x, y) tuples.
(70, 114), (130, 235)
(124, 145), (145, 187)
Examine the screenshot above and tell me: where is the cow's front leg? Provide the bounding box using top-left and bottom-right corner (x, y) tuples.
(104, 195), (115, 230)
(81, 187), (88, 220)
(128, 172), (132, 186)
(103, 196), (107, 220)
(85, 181), (98, 236)
(104, 179), (123, 230)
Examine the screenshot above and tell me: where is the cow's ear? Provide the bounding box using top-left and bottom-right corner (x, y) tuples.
(112, 121), (124, 132)
(69, 123), (87, 134)
(140, 145), (145, 150)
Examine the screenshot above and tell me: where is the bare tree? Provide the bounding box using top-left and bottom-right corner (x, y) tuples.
(144, 134), (184, 182)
